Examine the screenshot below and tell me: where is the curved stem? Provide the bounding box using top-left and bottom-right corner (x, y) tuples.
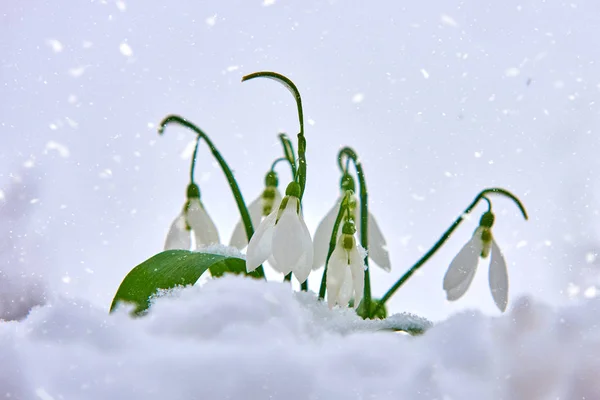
(159, 115), (265, 279)
(318, 192), (351, 300)
(242, 72), (307, 200)
(482, 195), (492, 212)
(278, 133), (297, 179)
(190, 135), (201, 183)
(372, 187), (528, 317)
(270, 157), (288, 172)
(338, 147), (371, 316)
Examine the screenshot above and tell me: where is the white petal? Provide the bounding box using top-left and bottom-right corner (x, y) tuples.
(489, 238), (509, 312)
(366, 212), (391, 272)
(246, 209), (277, 272)
(272, 197), (305, 270)
(272, 188), (283, 212)
(187, 199), (220, 246)
(312, 197), (343, 270)
(326, 242), (347, 308)
(290, 214), (314, 283)
(349, 245), (365, 309)
(337, 267), (354, 307)
(164, 214), (191, 250)
(268, 255), (292, 276)
(443, 234), (483, 301)
(229, 195), (263, 249)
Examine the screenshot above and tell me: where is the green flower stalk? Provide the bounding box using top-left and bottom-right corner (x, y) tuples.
(315, 147), (386, 316)
(372, 188), (528, 317)
(159, 115), (265, 279)
(163, 130), (219, 251)
(242, 72), (311, 290)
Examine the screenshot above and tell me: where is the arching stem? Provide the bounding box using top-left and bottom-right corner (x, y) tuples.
(242, 72), (307, 200)
(278, 133), (297, 179)
(159, 115), (265, 279)
(372, 187), (528, 317)
(190, 135), (201, 183)
(270, 157), (288, 172)
(338, 147), (372, 316)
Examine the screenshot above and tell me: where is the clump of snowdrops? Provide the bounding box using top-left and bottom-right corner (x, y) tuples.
(111, 72), (528, 327)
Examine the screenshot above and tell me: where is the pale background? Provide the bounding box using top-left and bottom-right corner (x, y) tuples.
(2, 0), (599, 321)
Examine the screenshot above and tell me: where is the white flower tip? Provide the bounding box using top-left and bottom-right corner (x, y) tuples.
(294, 268), (311, 284)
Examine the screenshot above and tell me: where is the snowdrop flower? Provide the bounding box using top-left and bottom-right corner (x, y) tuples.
(327, 221), (366, 309)
(443, 211), (509, 311)
(246, 182), (313, 283)
(164, 183), (220, 250)
(230, 171), (282, 249)
(313, 174), (391, 272)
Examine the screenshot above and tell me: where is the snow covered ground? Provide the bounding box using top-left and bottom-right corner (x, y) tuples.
(3, 0), (600, 397)
(1, 275), (599, 399)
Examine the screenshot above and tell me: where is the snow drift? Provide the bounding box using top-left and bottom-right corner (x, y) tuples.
(0, 275), (599, 399)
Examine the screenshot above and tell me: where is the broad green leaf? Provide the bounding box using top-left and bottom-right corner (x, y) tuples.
(110, 250), (246, 314)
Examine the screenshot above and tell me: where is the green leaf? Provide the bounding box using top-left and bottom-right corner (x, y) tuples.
(110, 250), (246, 314)
(353, 298), (388, 320)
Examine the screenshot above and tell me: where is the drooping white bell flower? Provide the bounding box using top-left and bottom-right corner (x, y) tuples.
(313, 182), (390, 272)
(246, 182), (313, 283)
(230, 172), (282, 249)
(442, 211), (509, 312)
(326, 221), (366, 309)
(164, 183), (220, 250)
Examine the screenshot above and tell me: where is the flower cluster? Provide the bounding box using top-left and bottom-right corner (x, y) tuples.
(164, 183), (219, 250)
(443, 211), (509, 311)
(326, 220), (366, 309)
(115, 72), (528, 321)
(246, 182), (313, 283)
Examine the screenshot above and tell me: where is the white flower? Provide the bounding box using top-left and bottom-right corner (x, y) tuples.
(246, 194), (313, 283)
(229, 186), (282, 249)
(313, 193), (390, 272)
(326, 230), (365, 309)
(164, 197), (220, 250)
(442, 218), (509, 312)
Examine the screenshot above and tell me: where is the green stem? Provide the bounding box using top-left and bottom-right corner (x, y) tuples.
(242, 72), (307, 200)
(190, 135), (201, 183)
(270, 157), (288, 172)
(278, 133), (297, 179)
(277, 133), (302, 288)
(338, 147), (371, 316)
(372, 187), (528, 317)
(159, 115), (265, 279)
(318, 192), (351, 300)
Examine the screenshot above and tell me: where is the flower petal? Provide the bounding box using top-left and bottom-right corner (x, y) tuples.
(229, 195), (263, 249)
(349, 245), (365, 309)
(489, 238), (509, 312)
(246, 209), (277, 272)
(326, 242), (347, 308)
(187, 199), (220, 247)
(285, 213), (313, 283)
(312, 197), (342, 270)
(268, 255), (292, 276)
(337, 267), (354, 308)
(164, 213), (191, 250)
(272, 197), (305, 270)
(366, 212), (391, 272)
(443, 233), (483, 301)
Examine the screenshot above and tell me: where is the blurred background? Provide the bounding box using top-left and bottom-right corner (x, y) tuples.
(1, 0), (600, 321)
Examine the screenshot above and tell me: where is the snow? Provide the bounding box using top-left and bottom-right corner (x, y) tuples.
(2, 0), (600, 395)
(1, 276), (600, 399)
